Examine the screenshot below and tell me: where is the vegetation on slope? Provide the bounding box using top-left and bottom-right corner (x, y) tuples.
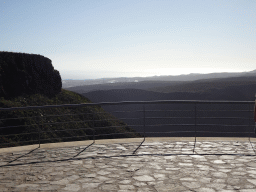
(0, 89), (140, 148)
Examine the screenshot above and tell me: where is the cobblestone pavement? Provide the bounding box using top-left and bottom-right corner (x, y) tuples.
(1, 140), (256, 192)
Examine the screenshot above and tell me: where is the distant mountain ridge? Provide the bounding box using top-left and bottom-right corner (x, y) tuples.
(66, 72), (256, 138)
(67, 72), (256, 102)
(63, 70), (256, 89)
(65, 70), (256, 94)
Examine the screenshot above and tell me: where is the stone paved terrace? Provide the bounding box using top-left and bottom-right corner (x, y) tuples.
(1, 137), (256, 192)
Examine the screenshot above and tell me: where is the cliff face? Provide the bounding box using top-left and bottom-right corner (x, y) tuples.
(0, 52), (62, 98)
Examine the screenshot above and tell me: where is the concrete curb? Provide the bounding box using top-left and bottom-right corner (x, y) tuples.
(1, 137), (256, 154)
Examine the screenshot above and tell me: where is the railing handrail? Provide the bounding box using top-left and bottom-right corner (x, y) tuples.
(0, 99), (255, 150)
(0, 100), (254, 111)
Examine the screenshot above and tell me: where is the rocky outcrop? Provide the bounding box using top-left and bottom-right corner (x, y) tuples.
(0, 52), (62, 98)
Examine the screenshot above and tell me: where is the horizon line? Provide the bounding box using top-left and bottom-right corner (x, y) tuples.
(61, 70), (254, 81)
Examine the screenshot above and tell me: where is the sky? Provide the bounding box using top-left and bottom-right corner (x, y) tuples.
(1, 0), (255, 80)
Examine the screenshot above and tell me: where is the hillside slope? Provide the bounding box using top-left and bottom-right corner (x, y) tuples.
(82, 82), (256, 103)
(80, 77), (256, 138)
(0, 89), (139, 148)
(148, 76), (256, 96)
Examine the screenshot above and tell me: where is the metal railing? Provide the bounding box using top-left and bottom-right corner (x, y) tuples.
(0, 100), (255, 148)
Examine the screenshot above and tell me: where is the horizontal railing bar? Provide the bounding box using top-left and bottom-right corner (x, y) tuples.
(145, 124), (254, 127)
(197, 110), (254, 112)
(0, 139), (41, 145)
(41, 112), (96, 117)
(93, 133), (144, 137)
(128, 131), (196, 134)
(127, 125), (144, 127)
(118, 118), (142, 121)
(196, 124), (255, 127)
(1, 123), (253, 130)
(40, 127), (94, 134)
(2, 124), (252, 138)
(0, 116), (86, 123)
(1, 131), (40, 137)
(1, 116), (253, 130)
(196, 131), (253, 134)
(93, 125), (129, 129)
(0, 116), (38, 121)
(199, 117), (253, 120)
(112, 110), (195, 113)
(142, 124), (196, 127)
(0, 124), (39, 129)
(36, 135), (89, 142)
(8, 129), (251, 144)
(0, 120), (91, 129)
(0, 123), (130, 130)
(140, 131), (254, 134)
(1, 122), (254, 130)
(144, 110), (252, 112)
(144, 117), (253, 120)
(41, 125), (128, 132)
(0, 100), (254, 111)
(42, 120), (86, 126)
(144, 117), (193, 119)
(40, 131), (141, 141)
(111, 110), (145, 113)
(112, 109), (254, 113)
(4, 129), (249, 142)
(0, 112), (94, 121)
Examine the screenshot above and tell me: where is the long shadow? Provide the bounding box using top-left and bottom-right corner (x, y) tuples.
(249, 137), (256, 154)
(1, 152), (256, 168)
(3, 142), (95, 167)
(2, 138), (256, 168)
(72, 141), (95, 158)
(132, 137), (145, 154)
(248, 123), (256, 154)
(8, 147), (39, 164)
(133, 137), (197, 154)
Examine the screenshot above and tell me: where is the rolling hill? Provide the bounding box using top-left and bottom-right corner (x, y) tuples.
(78, 75), (256, 138)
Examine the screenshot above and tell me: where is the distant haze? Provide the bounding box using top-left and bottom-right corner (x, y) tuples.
(60, 68), (250, 80)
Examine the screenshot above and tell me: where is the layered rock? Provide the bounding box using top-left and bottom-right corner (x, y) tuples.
(0, 52), (62, 98)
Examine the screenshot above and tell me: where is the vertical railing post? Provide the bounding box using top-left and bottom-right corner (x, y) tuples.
(143, 104), (146, 141)
(132, 104), (146, 154)
(254, 94), (256, 135)
(93, 112), (95, 143)
(249, 102), (252, 140)
(194, 102), (197, 141)
(249, 96), (256, 155)
(38, 128), (41, 148)
(192, 102), (197, 154)
(38, 112), (42, 148)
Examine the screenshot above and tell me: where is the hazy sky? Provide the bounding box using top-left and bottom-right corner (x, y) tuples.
(1, 0), (255, 79)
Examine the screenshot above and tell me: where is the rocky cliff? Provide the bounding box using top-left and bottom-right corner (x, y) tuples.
(0, 52), (62, 98)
